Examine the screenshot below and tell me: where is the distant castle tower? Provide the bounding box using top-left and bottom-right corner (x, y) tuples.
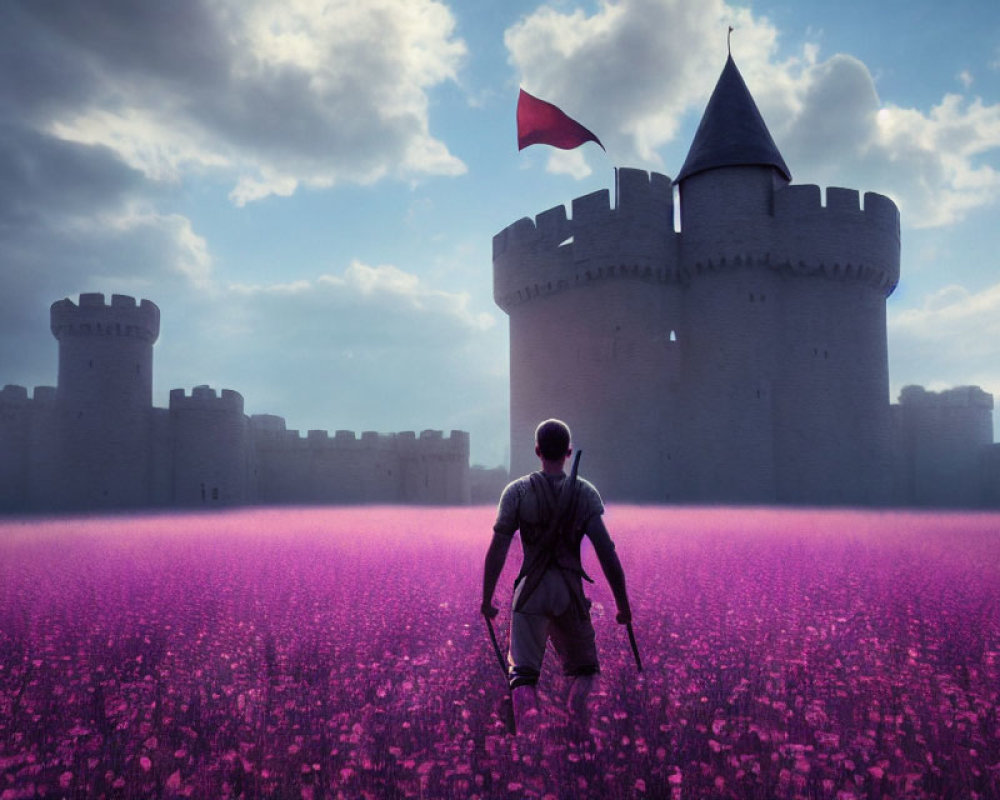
(494, 56), (901, 505)
(50, 293), (160, 509)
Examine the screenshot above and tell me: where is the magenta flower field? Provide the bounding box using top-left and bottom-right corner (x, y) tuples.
(1, 506), (999, 799)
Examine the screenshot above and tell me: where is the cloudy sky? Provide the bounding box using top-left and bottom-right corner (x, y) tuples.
(1, 0), (998, 467)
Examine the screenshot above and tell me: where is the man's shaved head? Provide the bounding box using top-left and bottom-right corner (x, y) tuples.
(535, 419), (571, 460)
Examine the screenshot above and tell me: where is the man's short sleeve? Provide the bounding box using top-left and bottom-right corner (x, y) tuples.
(493, 480), (522, 538)
(575, 479), (605, 530)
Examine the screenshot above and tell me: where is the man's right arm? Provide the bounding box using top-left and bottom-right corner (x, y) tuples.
(481, 532), (512, 618)
(482, 482), (518, 618)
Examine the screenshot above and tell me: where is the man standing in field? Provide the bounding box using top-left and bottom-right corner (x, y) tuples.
(481, 418), (633, 738)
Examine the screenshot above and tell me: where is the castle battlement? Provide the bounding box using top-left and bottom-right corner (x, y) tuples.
(34, 386), (56, 404)
(767, 184), (900, 294)
(169, 385), (245, 414)
(493, 168), (677, 311)
(494, 166), (902, 312)
(1, 385), (29, 405)
(399, 429), (471, 457)
(250, 413), (286, 432)
(899, 385), (995, 410)
(771, 184), (899, 230)
(1, 385), (57, 407)
(51, 293), (160, 343)
(248, 415), (467, 455)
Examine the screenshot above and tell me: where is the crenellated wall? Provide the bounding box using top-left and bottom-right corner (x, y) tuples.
(493, 168), (678, 313)
(399, 429), (471, 504)
(769, 184), (899, 294)
(493, 167), (900, 314)
(170, 386), (253, 507)
(495, 165), (905, 505)
(0, 386), (31, 512)
(0, 294), (472, 513)
(0, 385), (59, 513)
(892, 385), (995, 508)
(250, 416), (470, 505)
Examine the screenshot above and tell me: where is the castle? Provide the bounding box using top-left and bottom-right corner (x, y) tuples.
(494, 55), (1000, 508)
(0, 293), (471, 513)
(4, 56), (998, 513)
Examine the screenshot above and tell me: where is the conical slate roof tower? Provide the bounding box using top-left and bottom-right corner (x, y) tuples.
(493, 50), (901, 507)
(675, 55), (790, 183)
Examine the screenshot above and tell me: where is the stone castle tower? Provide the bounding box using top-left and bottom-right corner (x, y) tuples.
(494, 56), (903, 505)
(50, 293), (161, 509)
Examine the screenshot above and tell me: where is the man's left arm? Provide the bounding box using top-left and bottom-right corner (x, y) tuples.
(585, 514), (632, 624)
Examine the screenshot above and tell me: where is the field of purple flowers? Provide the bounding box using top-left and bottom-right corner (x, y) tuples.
(1, 506), (999, 799)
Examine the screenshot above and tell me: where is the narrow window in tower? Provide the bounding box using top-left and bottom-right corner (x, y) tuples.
(212, 487), (219, 500)
(89, 359), (94, 368)
(669, 330), (677, 343)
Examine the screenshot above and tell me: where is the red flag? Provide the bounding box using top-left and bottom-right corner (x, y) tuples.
(516, 89), (605, 152)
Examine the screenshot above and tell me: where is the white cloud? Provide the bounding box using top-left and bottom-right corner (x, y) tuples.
(159, 260), (506, 459)
(40, 0), (468, 203)
(100, 209), (213, 287)
(506, 0), (773, 165)
(0, 140), (215, 391)
(228, 170), (302, 207)
(545, 149), (593, 179)
(889, 282), (1000, 402)
(49, 108), (231, 183)
(505, 1), (1000, 226)
(775, 60), (1000, 228)
(0, 0), (497, 457)
(230, 260), (495, 336)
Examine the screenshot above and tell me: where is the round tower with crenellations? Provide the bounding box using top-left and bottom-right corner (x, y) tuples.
(49, 292), (160, 509)
(494, 55), (900, 505)
(494, 168), (683, 501)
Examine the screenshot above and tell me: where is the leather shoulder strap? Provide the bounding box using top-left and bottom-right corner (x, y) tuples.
(528, 471), (557, 525)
